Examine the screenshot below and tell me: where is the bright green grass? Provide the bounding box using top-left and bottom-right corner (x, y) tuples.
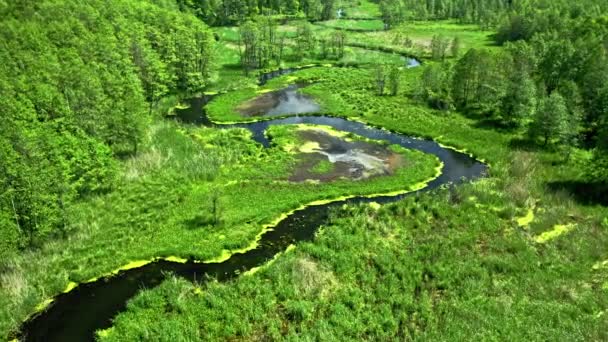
(207, 41), (405, 93)
(311, 159), (334, 174)
(99, 63), (608, 342)
(208, 43), (258, 92)
(338, 0), (381, 19)
(394, 20), (497, 50)
(100, 165), (608, 341)
(0, 118), (440, 338)
(312, 20), (496, 59)
(4, 22), (608, 342)
(208, 20), (492, 92)
(316, 19), (385, 31)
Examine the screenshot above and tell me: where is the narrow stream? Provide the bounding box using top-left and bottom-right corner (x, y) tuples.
(16, 65), (486, 342)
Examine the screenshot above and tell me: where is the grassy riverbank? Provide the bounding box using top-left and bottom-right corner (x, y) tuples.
(0, 116), (440, 338)
(2, 5), (607, 340)
(101, 64), (607, 340)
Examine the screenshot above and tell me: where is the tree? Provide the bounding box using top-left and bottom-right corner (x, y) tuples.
(420, 62), (453, 110)
(431, 35), (450, 61)
(301, 0), (322, 20)
(532, 33), (576, 92)
(451, 49), (506, 114)
(451, 36), (461, 57)
(0, 0), (216, 252)
(559, 109), (581, 161)
(388, 64), (401, 96)
(209, 186), (223, 226)
(239, 20), (260, 73)
(130, 39), (170, 115)
(374, 63), (387, 96)
(320, 0), (335, 20)
(591, 123), (608, 182)
(379, 0), (406, 30)
(276, 32), (288, 65)
(590, 104), (608, 181)
(295, 22), (316, 60)
(501, 70), (537, 127)
(331, 31), (346, 59)
(392, 28), (413, 48)
(319, 34), (330, 59)
(451, 49), (479, 109)
(528, 92), (569, 146)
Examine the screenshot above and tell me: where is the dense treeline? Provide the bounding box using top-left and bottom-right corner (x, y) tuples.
(179, 0), (338, 25)
(418, 5), (608, 180)
(237, 17), (346, 73)
(377, 0), (608, 29)
(0, 0), (215, 256)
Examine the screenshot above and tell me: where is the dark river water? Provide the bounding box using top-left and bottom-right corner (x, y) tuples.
(16, 65), (486, 342)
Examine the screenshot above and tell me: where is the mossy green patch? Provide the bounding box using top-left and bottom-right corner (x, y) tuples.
(310, 159), (334, 174)
(534, 224), (576, 243)
(517, 208), (535, 228)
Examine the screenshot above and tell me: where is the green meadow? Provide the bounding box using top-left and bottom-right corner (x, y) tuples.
(2, 0), (607, 340)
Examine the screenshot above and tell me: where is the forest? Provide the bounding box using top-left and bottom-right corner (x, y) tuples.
(0, 0), (607, 341)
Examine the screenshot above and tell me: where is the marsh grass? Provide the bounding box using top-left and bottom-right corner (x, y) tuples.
(101, 176), (606, 340)
(292, 257), (336, 298)
(124, 148), (165, 181)
(0, 115), (440, 338)
(310, 159), (334, 174)
(315, 19), (385, 32)
(4, 34), (608, 340)
(505, 151), (538, 208)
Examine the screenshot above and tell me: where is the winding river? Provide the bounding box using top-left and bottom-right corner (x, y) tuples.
(16, 66), (487, 342)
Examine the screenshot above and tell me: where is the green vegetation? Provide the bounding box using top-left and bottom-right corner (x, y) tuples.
(338, 0), (380, 19)
(316, 19), (385, 31)
(2, 0), (608, 340)
(0, 0), (215, 259)
(0, 114), (439, 337)
(100, 169), (608, 340)
(312, 20), (495, 60)
(310, 159), (335, 174)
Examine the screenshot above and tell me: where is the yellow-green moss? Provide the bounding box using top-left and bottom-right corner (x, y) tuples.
(534, 224), (576, 244)
(516, 208), (535, 228)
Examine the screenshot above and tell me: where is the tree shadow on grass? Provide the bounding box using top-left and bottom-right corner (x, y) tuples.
(472, 117), (517, 133)
(546, 181), (608, 206)
(508, 137), (543, 152)
(224, 64), (245, 71)
(183, 214), (220, 230)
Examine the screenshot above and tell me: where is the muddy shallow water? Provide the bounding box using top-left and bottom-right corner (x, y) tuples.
(17, 66), (485, 342)
(237, 84), (321, 117)
(289, 128), (404, 182)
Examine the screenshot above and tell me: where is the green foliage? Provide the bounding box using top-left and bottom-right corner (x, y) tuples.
(187, 0), (336, 25)
(419, 62), (453, 111)
(379, 0), (405, 29)
(316, 19), (385, 31)
(501, 70), (537, 127)
(3, 2), (608, 339)
(374, 63), (387, 96)
(310, 159), (334, 174)
(103, 170), (608, 340)
(0, 0), (215, 251)
(387, 64), (401, 96)
(528, 92), (569, 146)
(430, 35), (450, 61)
(451, 49), (507, 114)
(450, 36), (461, 57)
(590, 151), (608, 183)
(295, 22), (317, 60)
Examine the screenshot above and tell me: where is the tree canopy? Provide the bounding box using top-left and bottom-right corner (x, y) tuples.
(0, 0), (216, 256)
